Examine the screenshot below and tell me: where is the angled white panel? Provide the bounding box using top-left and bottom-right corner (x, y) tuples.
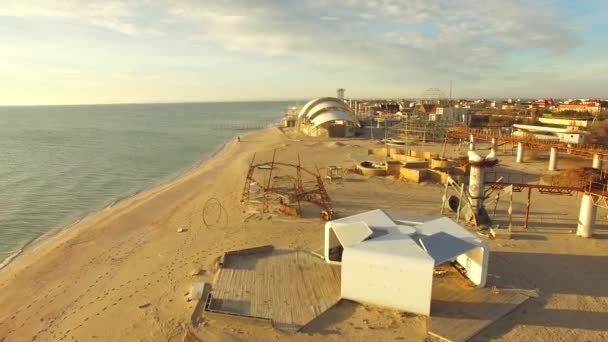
(326, 209), (397, 231)
(416, 217), (489, 287)
(332, 221), (373, 247)
(419, 232), (477, 265)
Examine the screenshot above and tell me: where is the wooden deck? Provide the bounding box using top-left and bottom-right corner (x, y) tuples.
(207, 247), (341, 331)
(429, 268), (530, 342)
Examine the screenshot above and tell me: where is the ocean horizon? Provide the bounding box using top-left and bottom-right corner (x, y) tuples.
(0, 101), (292, 266)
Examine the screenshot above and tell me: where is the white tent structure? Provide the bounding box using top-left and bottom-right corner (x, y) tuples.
(297, 97), (358, 137)
(324, 209), (489, 316)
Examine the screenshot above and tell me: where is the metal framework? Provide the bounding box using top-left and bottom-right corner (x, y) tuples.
(241, 151), (334, 220)
(389, 117), (463, 144)
(450, 127), (608, 157)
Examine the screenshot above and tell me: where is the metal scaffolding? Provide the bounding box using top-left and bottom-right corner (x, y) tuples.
(241, 151), (334, 220)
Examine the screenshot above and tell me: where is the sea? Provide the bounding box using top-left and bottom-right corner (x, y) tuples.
(0, 101), (292, 267)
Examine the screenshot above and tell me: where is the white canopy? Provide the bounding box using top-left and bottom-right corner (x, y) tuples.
(298, 97), (338, 118)
(311, 111), (356, 128)
(306, 100), (351, 120)
(298, 97), (352, 118)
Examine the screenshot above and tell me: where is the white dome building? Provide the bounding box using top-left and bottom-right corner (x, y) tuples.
(297, 97), (359, 137)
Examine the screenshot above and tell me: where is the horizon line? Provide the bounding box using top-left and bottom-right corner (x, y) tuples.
(1, 96), (605, 107)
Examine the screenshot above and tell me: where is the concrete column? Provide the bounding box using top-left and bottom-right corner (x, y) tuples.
(469, 165), (485, 212)
(577, 194), (597, 238)
(516, 142), (524, 163)
(548, 147), (557, 171)
(469, 134), (475, 151)
(592, 154), (602, 170)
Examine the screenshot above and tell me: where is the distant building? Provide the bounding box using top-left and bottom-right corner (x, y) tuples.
(512, 124), (586, 144)
(296, 97), (358, 137)
(434, 107), (471, 124)
(557, 100), (608, 113)
(501, 102), (516, 110)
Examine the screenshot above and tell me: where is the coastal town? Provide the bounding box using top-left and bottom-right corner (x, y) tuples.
(2, 89), (608, 342)
(2, 1), (608, 341)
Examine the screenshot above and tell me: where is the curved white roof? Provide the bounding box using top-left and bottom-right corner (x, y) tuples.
(312, 111), (356, 128)
(298, 97), (346, 118)
(307, 100), (351, 120)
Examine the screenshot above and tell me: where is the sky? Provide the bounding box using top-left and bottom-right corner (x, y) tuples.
(0, 0), (607, 105)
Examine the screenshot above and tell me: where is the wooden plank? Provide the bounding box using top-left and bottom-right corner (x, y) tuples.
(207, 248), (341, 331)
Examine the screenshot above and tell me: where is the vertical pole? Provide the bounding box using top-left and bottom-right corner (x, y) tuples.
(592, 154), (602, 170)
(577, 193), (597, 238)
(548, 147), (557, 171)
(469, 165), (484, 212)
(456, 183), (464, 223)
(524, 187), (531, 229)
(296, 154), (302, 215)
(508, 189), (513, 232)
(385, 119), (388, 140)
(516, 142), (524, 163)
(469, 134), (475, 151)
(492, 192), (501, 217)
(491, 137), (497, 155)
(440, 179), (449, 215)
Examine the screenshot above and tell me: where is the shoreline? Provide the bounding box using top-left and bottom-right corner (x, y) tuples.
(0, 126), (267, 271)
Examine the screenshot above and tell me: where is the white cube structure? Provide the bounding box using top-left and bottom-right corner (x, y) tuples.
(324, 209), (490, 316)
(341, 230), (435, 315)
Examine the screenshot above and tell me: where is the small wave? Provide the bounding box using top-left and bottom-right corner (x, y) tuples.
(0, 125), (276, 270)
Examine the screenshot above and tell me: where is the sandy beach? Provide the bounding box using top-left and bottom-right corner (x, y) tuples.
(1, 126), (608, 342)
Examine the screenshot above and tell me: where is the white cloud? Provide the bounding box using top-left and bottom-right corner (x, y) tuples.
(0, 1), (138, 35)
(168, 0), (579, 77)
(1, 0), (597, 103)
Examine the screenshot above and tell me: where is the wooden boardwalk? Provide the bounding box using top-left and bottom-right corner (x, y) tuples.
(429, 269), (530, 342)
(208, 247), (341, 331)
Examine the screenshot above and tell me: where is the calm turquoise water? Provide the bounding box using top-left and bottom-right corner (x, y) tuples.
(0, 102), (290, 265)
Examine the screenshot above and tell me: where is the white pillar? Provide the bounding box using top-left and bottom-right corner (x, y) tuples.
(469, 134), (475, 151)
(469, 165), (485, 212)
(592, 154), (602, 170)
(491, 138), (497, 154)
(548, 147), (557, 171)
(516, 142), (524, 163)
(577, 194), (597, 238)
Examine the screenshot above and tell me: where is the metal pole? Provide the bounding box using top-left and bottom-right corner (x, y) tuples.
(456, 183), (464, 223)
(508, 189), (513, 232)
(492, 192), (500, 217)
(524, 187), (531, 229)
(440, 179), (449, 215)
